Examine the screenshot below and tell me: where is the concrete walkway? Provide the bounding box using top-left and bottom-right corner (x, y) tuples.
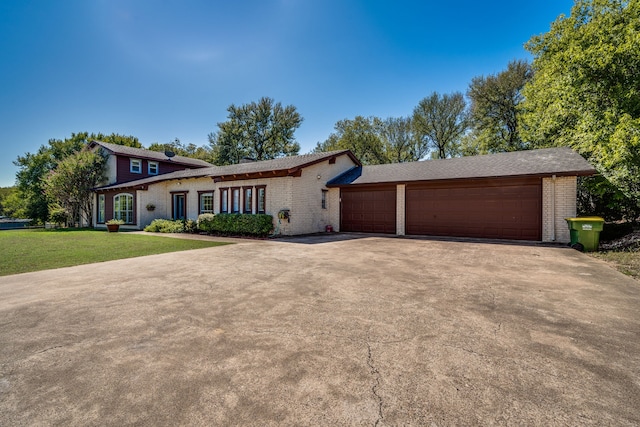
(1, 236), (639, 426)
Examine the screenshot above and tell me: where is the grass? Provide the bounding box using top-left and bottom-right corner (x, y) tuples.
(591, 250), (640, 280)
(0, 228), (229, 276)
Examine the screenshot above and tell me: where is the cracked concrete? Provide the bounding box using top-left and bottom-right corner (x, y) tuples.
(1, 234), (640, 426)
(365, 340), (384, 426)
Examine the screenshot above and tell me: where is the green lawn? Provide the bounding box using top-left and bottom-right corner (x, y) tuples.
(0, 229), (229, 276)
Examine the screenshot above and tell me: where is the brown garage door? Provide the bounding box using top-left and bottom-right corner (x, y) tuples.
(341, 186), (396, 234)
(406, 178), (541, 240)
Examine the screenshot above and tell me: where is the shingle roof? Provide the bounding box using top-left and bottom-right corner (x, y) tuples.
(327, 147), (596, 186)
(89, 140), (213, 168)
(96, 150), (358, 191)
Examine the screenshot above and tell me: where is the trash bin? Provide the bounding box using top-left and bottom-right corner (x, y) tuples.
(565, 217), (605, 252)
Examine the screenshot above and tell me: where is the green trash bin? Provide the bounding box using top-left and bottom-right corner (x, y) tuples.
(565, 217), (605, 252)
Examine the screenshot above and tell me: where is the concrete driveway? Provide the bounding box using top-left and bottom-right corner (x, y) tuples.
(1, 235), (639, 426)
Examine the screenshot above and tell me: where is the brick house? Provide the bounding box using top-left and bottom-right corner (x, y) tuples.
(92, 143), (595, 243)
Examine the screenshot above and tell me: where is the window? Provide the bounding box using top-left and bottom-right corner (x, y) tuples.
(231, 187), (240, 213)
(243, 187), (253, 214)
(321, 190), (328, 209)
(199, 191), (214, 214)
(172, 192), (187, 220)
(130, 158), (142, 174)
(220, 188), (229, 213)
(148, 161), (158, 175)
(113, 193), (134, 224)
(256, 185), (266, 214)
(98, 194), (105, 223)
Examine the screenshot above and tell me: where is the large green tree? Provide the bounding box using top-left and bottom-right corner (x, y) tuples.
(521, 0), (640, 214)
(43, 149), (107, 227)
(209, 97), (302, 165)
(147, 138), (213, 162)
(314, 116), (387, 164)
(467, 60), (533, 154)
(412, 92), (469, 159)
(14, 132), (140, 223)
(380, 116), (427, 162)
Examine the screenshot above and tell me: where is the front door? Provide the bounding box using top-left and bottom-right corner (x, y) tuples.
(173, 193), (186, 220)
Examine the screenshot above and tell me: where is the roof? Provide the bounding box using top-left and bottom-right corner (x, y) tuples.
(89, 140), (213, 168)
(95, 150), (359, 191)
(327, 147), (597, 187)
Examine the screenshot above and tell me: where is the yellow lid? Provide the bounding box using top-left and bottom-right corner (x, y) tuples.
(565, 216), (604, 222)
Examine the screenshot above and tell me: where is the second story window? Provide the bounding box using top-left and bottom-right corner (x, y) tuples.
(130, 158), (142, 174)
(148, 161), (158, 175)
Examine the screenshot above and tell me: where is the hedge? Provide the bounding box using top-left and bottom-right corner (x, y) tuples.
(197, 213), (273, 236)
(144, 219), (188, 233)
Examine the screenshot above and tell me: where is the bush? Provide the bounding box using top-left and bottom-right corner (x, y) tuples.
(49, 207), (69, 226)
(144, 219), (185, 233)
(197, 213), (273, 236)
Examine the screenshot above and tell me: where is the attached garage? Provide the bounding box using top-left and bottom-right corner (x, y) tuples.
(340, 186), (396, 234)
(406, 178), (541, 240)
(327, 147), (597, 243)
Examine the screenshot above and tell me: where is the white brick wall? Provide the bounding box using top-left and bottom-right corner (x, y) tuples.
(396, 184), (405, 235)
(291, 155), (356, 235)
(542, 176), (577, 243)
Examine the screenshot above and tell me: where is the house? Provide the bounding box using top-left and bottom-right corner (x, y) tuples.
(92, 143), (596, 243)
(93, 148), (360, 235)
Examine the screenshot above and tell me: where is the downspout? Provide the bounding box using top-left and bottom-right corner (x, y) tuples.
(551, 174), (556, 241)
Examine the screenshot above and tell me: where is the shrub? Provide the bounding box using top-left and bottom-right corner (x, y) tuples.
(144, 219), (185, 233)
(49, 207), (69, 226)
(197, 213), (273, 236)
(183, 219), (198, 234)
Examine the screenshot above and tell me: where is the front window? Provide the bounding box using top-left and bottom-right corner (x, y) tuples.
(130, 158), (142, 174)
(322, 190), (328, 209)
(199, 192), (214, 214)
(243, 187), (253, 214)
(256, 186), (266, 214)
(231, 187), (240, 213)
(220, 188), (229, 213)
(98, 194), (105, 223)
(148, 161), (158, 175)
(113, 193), (134, 224)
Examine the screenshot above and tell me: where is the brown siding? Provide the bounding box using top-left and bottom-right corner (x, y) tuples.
(115, 156), (198, 184)
(405, 177), (542, 240)
(340, 186), (396, 234)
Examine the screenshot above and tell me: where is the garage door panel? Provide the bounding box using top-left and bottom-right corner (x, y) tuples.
(341, 187), (396, 234)
(406, 179), (541, 241)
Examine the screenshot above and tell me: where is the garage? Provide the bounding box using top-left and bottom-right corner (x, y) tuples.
(340, 186), (396, 233)
(327, 147), (597, 242)
(406, 178), (542, 240)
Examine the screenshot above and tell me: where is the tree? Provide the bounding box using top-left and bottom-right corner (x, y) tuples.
(314, 116), (387, 164)
(13, 132), (140, 223)
(412, 92), (469, 159)
(467, 60), (533, 154)
(43, 149), (107, 227)
(520, 0), (640, 216)
(380, 116), (427, 162)
(209, 97), (302, 165)
(2, 192), (27, 219)
(147, 138), (213, 162)
(0, 187), (15, 216)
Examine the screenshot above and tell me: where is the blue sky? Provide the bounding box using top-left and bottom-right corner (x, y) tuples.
(0, 0), (574, 187)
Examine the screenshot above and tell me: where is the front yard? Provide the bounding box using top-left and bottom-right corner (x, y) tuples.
(0, 229), (228, 276)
